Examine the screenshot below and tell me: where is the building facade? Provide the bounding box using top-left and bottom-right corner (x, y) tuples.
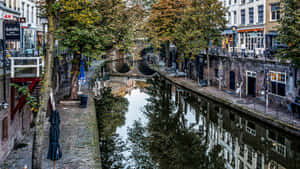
(221, 0), (283, 56)
(21, 0), (43, 55)
(0, 0), (42, 162)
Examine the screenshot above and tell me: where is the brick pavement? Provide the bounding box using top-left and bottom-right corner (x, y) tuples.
(0, 94), (102, 169)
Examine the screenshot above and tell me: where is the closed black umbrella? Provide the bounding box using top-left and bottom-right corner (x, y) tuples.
(47, 110), (62, 168)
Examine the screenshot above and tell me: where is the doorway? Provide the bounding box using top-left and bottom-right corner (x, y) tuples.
(230, 71), (235, 90)
(246, 71), (256, 97)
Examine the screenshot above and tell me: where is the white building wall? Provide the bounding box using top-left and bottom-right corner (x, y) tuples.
(221, 0), (267, 55)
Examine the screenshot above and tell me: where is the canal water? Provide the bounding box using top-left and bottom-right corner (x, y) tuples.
(95, 75), (300, 169)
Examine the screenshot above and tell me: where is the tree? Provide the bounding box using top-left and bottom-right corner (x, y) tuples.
(58, 0), (137, 99)
(147, 0), (187, 66)
(175, 0), (226, 85)
(32, 0), (56, 168)
(276, 0), (300, 67)
(57, 0), (103, 99)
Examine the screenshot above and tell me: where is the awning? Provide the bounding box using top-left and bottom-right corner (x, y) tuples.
(237, 28), (264, 33)
(222, 30), (233, 35)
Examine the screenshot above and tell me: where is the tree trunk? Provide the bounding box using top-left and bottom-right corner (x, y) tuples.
(165, 41), (170, 67)
(206, 48), (210, 86)
(69, 53), (81, 99)
(32, 1), (55, 168)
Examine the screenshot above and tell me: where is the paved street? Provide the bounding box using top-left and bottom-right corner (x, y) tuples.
(0, 94), (102, 169)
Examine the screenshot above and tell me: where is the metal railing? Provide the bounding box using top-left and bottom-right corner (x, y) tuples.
(10, 57), (44, 78)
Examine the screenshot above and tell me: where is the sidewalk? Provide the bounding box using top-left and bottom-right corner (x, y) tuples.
(155, 68), (300, 136)
(0, 94), (102, 169)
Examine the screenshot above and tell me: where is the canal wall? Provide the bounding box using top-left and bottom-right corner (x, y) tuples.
(155, 69), (300, 137)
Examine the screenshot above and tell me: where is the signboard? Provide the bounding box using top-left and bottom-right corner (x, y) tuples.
(4, 20), (20, 40)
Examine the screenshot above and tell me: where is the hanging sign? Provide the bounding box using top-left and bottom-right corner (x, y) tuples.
(4, 20), (20, 40)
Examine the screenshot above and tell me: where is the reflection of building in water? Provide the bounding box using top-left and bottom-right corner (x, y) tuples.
(172, 87), (300, 169)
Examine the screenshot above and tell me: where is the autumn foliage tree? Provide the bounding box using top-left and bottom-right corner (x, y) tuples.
(175, 0), (226, 85)
(57, 0), (136, 99)
(147, 0), (187, 66)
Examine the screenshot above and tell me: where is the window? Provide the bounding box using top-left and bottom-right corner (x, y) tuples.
(249, 0), (253, 2)
(247, 147), (253, 165)
(257, 153), (262, 169)
(234, 0), (237, 3)
(215, 68), (219, 78)
(271, 3), (280, 21)
(229, 0), (231, 5)
(240, 33), (244, 45)
(14, 0), (16, 10)
(249, 8), (254, 24)
(240, 144), (244, 157)
(258, 5), (264, 23)
(270, 71), (286, 96)
(32, 7), (34, 24)
(241, 9), (245, 25)
(228, 12), (231, 24)
(239, 160), (244, 169)
(257, 32), (264, 48)
(27, 5), (30, 22)
(246, 121), (256, 136)
(2, 117), (8, 140)
(234, 11), (237, 24)
(36, 8), (39, 24)
(22, 2), (25, 17)
(241, 0), (245, 4)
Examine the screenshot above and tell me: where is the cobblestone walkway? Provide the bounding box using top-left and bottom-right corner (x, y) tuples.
(0, 94), (102, 169)
(156, 68), (300, 135)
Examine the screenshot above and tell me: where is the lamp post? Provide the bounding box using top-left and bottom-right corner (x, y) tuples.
(40, 16), (48, 57)
(231, 26), (237, 57)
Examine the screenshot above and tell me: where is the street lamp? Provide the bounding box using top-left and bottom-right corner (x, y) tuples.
(40, 16), (48, 57)
(231, 26), (237, 57)
(0, 102), (9, 110)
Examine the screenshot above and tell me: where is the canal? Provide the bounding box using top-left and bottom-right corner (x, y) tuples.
(94, 75), (300, 169)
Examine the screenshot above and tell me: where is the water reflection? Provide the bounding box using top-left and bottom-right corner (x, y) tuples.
(95, 75), (300, 169)
(155, 76), (300, 169)
(134, 75), (226, 169)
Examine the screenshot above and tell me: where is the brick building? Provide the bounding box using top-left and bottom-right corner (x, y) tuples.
(0, 73), (33, 163)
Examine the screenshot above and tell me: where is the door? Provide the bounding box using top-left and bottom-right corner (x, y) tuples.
(230, 71), (235, 90)
(248, 77), (256, 96)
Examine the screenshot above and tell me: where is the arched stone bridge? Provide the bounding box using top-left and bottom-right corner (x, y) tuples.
(100, 57), (156, 78)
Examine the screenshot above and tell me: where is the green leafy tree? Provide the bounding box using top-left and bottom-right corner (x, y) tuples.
(276, 0), (300, 67)
(57, 0), (103, 99)
(175, 0), (226, 85)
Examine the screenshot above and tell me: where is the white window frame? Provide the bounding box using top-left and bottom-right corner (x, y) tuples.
(246, 71), (256, 78)
(269, 71), (286, 97)
(270, 3), (280, 21)
(269, 71), (286, 84)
